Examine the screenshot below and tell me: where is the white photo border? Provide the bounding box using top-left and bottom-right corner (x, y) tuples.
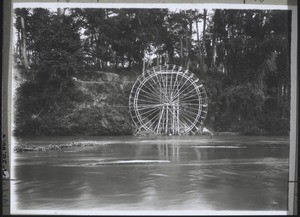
(2, 0), (297, 215)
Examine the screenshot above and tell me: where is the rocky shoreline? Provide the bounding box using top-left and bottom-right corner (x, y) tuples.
(14, 141), (106, 152)
(13, 132), (248, 153)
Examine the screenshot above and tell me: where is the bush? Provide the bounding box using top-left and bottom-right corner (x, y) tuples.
(240, 120), (264, 135)
(259, 115), (290, 136)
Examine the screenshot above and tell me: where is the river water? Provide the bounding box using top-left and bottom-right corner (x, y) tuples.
(11, 135), (289, 214)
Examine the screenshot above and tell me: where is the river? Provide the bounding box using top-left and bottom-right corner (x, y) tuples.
(11, 135), (289, 215)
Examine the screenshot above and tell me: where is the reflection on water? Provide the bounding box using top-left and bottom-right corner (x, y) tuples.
(12, 136), (289, 212)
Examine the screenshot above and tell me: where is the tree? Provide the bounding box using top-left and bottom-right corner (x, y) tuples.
(14, 8), (31, 80)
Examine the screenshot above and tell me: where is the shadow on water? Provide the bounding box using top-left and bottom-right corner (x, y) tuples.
(12, 135), (289, 211)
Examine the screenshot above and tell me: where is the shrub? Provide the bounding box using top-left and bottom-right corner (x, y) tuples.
(260, 115), (290, 136)
(240, 120), (264, 135)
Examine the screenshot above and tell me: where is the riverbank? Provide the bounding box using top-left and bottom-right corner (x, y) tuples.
(14, 67), (290, 138)
(13, 134), (289, 152)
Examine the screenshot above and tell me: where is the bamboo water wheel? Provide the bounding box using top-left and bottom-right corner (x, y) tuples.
(129, 65), (208, 135)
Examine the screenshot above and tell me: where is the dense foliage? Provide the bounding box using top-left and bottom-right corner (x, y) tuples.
(13, 8), (291, 136)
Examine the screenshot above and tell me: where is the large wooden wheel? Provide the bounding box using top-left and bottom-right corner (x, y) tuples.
(129, 65), (208, 135)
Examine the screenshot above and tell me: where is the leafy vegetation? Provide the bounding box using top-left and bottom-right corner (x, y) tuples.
(13, 8), (291, 136)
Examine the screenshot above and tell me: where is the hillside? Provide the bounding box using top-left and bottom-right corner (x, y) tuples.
(14, 71), (138, 136)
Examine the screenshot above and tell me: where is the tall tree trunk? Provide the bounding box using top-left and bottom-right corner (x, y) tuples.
(211, 36), (217, 69)
(20, 16), (29, 69)
(210, 13), (217, 69)
(165, 51), (169, 65)
(180, 35), (183, 65)
(202, 9), (207, 65)
(186, 18), (193, 68)
(185, 34), (189, 67)
(17, 30), (22, 63)
(196, 18), (203, 70)
(277, 83), (281, 105)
